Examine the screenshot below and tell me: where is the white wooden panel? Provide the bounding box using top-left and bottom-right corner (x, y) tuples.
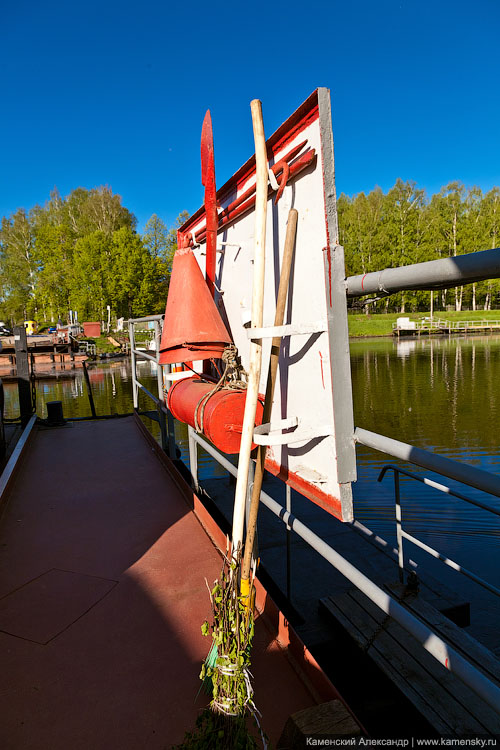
(179, 90), (355, 520)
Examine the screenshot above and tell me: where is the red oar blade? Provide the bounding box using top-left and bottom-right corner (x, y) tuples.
(201, 110), (214, 187)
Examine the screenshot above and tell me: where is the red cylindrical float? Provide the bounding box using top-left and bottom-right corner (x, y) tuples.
(167, 377), (264, 454)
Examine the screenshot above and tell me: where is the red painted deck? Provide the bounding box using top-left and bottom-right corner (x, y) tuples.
(0, 417), (327, 748)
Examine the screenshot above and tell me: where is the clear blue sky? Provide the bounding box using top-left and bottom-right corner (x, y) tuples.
(2, 0), (500, 232)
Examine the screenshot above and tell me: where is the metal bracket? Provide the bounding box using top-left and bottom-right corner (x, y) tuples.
(246, 320), (327, 340)
(253, 417), (334, 446)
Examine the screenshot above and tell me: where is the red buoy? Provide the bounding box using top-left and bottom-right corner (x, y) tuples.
(167, 377), (264, 455)
(159, 246), (232, 365)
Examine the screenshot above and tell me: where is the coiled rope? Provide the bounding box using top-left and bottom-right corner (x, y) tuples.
(194, 344), (247, 433)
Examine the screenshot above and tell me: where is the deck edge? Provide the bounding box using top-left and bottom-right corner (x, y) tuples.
(132, 413), (353, 713)
(0, 415), (37, 520)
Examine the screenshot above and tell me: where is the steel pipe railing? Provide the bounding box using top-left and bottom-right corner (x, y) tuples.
(378, 464), (500, 519)
(187, 428), (500, 715)
(355, 427), (500, 499)
(378, 464), (500, 599)
(346, 247), (500, 298)
(132, 348), (158, 364)
(128, 314), (176, 456)
(125, 314), (164, 324)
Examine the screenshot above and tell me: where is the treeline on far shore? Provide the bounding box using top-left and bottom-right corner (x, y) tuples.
(0, 186), (187, 326)
(339, 179), (500, 313)
(3, 179), (500, 326)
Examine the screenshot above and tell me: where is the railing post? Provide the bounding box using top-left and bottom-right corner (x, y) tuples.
(14, 326), (32, 426)
(161, 363), (176, 458)
(286, 483), (292, 601)
(188, 426), (198, 491)
(394, 470), (405, 583)
(128, 321), (138, 410)
(154, 319), (168, 452)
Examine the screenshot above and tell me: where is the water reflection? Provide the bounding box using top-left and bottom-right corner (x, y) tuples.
(396, 339), (417, 358)
(3, 339), (499, 644)
(3, 359), (143, 421)
(351, 334), (500, 643)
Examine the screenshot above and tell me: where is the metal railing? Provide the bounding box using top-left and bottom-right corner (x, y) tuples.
(392, 317), (500, 332)
(378, 464), (500, 599)
(126, 322), (500, 712)
(127, 314), (175, 457)
(78, 340), (97, 355)
(186, 426), (500, 715)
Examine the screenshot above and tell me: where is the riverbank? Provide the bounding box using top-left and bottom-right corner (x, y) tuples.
(348, 310), (500, 337)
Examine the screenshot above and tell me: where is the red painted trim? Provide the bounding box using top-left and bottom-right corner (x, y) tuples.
(252, 574), (340, 705)
(265, 456), (343, 520)
(181, 90), (320, 237)
(319, 351), (325, 389)
(194, 150), (317, 243)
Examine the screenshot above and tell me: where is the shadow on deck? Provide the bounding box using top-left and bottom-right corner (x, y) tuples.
(0, 416), (351, 749)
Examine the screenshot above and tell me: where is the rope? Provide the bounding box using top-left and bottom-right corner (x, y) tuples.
(194, 345), (247, 433)
(211, 659), (268, 749)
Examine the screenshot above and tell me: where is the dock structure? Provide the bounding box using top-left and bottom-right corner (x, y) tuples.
(393, 316), (500, 336)
(0, 415), (357, 748)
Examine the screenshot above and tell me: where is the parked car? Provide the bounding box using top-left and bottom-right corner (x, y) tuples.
(0, 322), (13, 336)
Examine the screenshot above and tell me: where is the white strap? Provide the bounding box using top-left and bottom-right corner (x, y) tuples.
(253, 418), (334, 446)
(163, 370), (194, 382)
(247, 320), (327, 339)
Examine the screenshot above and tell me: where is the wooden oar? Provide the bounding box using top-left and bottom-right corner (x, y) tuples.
(201, 110), (217, 298)
(240, 208), (298, 605)
(231, 99), (268, 558)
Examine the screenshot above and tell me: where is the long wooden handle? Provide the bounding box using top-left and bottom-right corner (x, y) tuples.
(231, 100), (268, 555)
(241, 208), (298, 583)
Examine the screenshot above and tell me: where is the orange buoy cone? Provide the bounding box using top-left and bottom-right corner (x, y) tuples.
(159, 246), (232, 365)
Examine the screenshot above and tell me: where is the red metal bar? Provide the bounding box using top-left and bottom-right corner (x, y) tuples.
(201, 111), (217, 298)
(195, 149), (316, 244)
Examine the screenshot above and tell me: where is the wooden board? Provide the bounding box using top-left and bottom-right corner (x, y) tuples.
(385, 582), (500, 684)
(320, 589), (500, 735)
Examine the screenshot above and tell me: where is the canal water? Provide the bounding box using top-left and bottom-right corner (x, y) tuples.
(4, 336), (499, 646)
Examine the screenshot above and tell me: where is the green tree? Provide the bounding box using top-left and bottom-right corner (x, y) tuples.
(143, 214), (169, 258)
(428, 182), (466, 310)
(109, 226), (162, 317)
(0, 208), (37, 321)
(71, 230), (111, 320)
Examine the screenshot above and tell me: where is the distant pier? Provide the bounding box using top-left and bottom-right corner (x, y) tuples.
(393, 316), (500, 336)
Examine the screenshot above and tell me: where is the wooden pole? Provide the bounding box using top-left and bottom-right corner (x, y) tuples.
(241, 209), (298, 591)
(14, 326), (32, 427)
(82, 360), (97, 418)
(231, 100), (268, 556)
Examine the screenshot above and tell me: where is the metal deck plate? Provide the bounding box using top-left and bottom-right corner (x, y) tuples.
(0, 568), (117, 644)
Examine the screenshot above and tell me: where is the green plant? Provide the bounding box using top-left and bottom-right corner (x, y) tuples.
(200, 555), (255, 718)
(175, 553), (267, 749)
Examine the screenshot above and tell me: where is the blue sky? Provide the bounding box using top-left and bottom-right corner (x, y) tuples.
(2, 0), (500, 232)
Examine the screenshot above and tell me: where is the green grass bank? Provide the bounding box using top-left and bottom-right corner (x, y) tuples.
(348, 310), (500, 337)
